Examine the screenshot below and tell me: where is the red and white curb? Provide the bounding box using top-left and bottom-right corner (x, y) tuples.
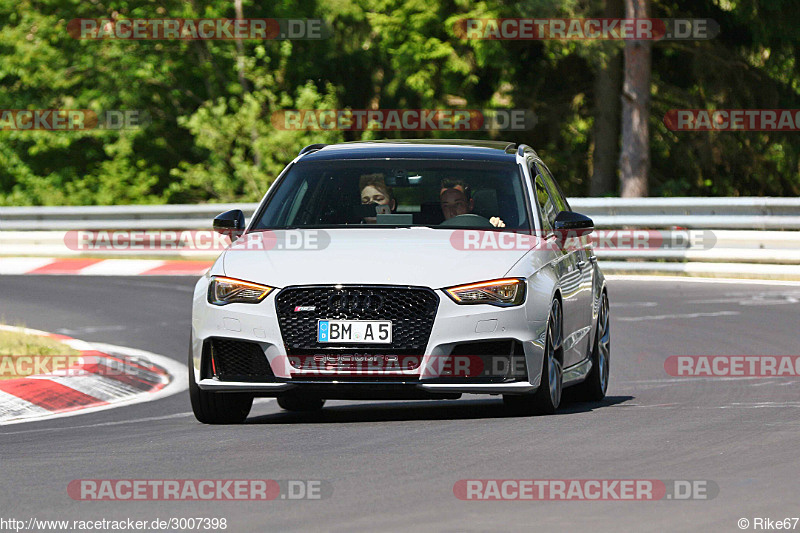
(0, 257), (212, 276)
(0, 325), (187, 425)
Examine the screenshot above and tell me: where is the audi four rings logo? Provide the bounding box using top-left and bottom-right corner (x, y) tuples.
(327, 292), (385, 312)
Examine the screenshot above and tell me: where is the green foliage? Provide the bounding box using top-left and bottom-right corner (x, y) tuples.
(0, 0), (798, 204)
(167, 82), (343, 202)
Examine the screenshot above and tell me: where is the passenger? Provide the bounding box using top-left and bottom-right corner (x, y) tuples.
(359, 174), (395, 223)
(440, 178), (505, 227)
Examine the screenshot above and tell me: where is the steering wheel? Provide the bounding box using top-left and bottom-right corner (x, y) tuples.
(439, 213), (495, 229)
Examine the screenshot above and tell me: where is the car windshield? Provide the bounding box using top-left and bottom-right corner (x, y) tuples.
(253, 158), (530, 231)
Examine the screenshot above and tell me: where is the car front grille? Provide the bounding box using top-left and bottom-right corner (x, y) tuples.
(275, 285), (439, 354)
(208, 338), (273, 381)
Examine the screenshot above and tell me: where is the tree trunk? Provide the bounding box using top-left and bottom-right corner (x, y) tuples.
(618, 0), (651, 197)
(589, 0), (623, 197)
(234, 0), (261, 169)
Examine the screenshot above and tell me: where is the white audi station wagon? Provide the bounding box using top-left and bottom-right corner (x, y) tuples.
(190, 140), (610, 423)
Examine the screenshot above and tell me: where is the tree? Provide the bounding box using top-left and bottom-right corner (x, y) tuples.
(589, 0), (623, 196)
(619, 0), (651, 197)
(2, 0), (799, 205)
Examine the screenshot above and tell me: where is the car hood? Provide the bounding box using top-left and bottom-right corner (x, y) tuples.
(222, 228), (535, 288)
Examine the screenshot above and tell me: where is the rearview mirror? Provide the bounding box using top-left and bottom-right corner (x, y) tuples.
(213, 209), (245, 238)
(554, 211), (594, 236)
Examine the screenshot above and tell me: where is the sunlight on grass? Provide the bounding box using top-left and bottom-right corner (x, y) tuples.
(0, 326), (81, 379)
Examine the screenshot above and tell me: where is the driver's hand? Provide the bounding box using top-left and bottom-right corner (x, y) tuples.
(490, 217), (505, 228)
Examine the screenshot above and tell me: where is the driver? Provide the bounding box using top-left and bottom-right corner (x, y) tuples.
(440, 178), (505, 227)
(359, 174), (395, 223)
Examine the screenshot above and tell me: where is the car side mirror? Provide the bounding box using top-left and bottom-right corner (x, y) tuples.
(554, 211), (594, 237)
(213, 209), (245, 239)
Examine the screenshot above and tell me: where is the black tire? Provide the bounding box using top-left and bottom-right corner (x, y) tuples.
(572, 291), (610, 402)
(504, 299), (563, 415)
(189, 347), (253, 424)
(277, 394), (326, 412)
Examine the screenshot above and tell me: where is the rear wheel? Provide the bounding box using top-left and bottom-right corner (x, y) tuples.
(189, 346), (253, 424)
(504, 299), (563, 415)
(573, 291), (610, 402)
(277, 394), (326, 412)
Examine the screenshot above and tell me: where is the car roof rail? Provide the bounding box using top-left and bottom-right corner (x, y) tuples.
(298, 143), (328, 156)
(517, 144), (538, 158)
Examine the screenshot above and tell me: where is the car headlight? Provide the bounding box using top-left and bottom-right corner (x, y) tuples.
(444, 278), (525, 306)
(208, 276), (274, 306)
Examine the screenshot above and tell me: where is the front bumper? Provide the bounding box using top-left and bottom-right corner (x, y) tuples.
(190, 278), (547, 397)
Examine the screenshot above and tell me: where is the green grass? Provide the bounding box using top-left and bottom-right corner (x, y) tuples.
(0, 327), (80, 379)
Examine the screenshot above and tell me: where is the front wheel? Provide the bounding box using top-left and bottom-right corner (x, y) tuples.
(504, 299), (563, 415)
(189, 347), (253, 424)
(572, 291), (610, 402)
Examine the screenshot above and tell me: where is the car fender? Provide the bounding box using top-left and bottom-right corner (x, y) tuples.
(506, 250), (561, 389)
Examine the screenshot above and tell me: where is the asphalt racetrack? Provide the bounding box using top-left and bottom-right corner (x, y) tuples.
(1, 275), (798, 532)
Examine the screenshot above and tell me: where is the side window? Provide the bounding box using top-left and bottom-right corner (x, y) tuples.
(532, 170), (556, 233)
(536, 162), (569, 213)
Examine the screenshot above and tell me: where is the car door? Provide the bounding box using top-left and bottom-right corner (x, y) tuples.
(534, 161), (592, 368)
(530, 161), (580, 368)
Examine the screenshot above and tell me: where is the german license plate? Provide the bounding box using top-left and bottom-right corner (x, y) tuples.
(317, 320), (392, 344)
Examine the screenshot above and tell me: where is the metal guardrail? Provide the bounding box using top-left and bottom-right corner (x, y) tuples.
(575, 197), (800, 229)
(1, 198), (799, 278)
(1, 197), (800, 230)
(0, 203), (258, 230)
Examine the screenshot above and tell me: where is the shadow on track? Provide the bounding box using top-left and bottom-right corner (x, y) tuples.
(244, 395), (633, 425)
